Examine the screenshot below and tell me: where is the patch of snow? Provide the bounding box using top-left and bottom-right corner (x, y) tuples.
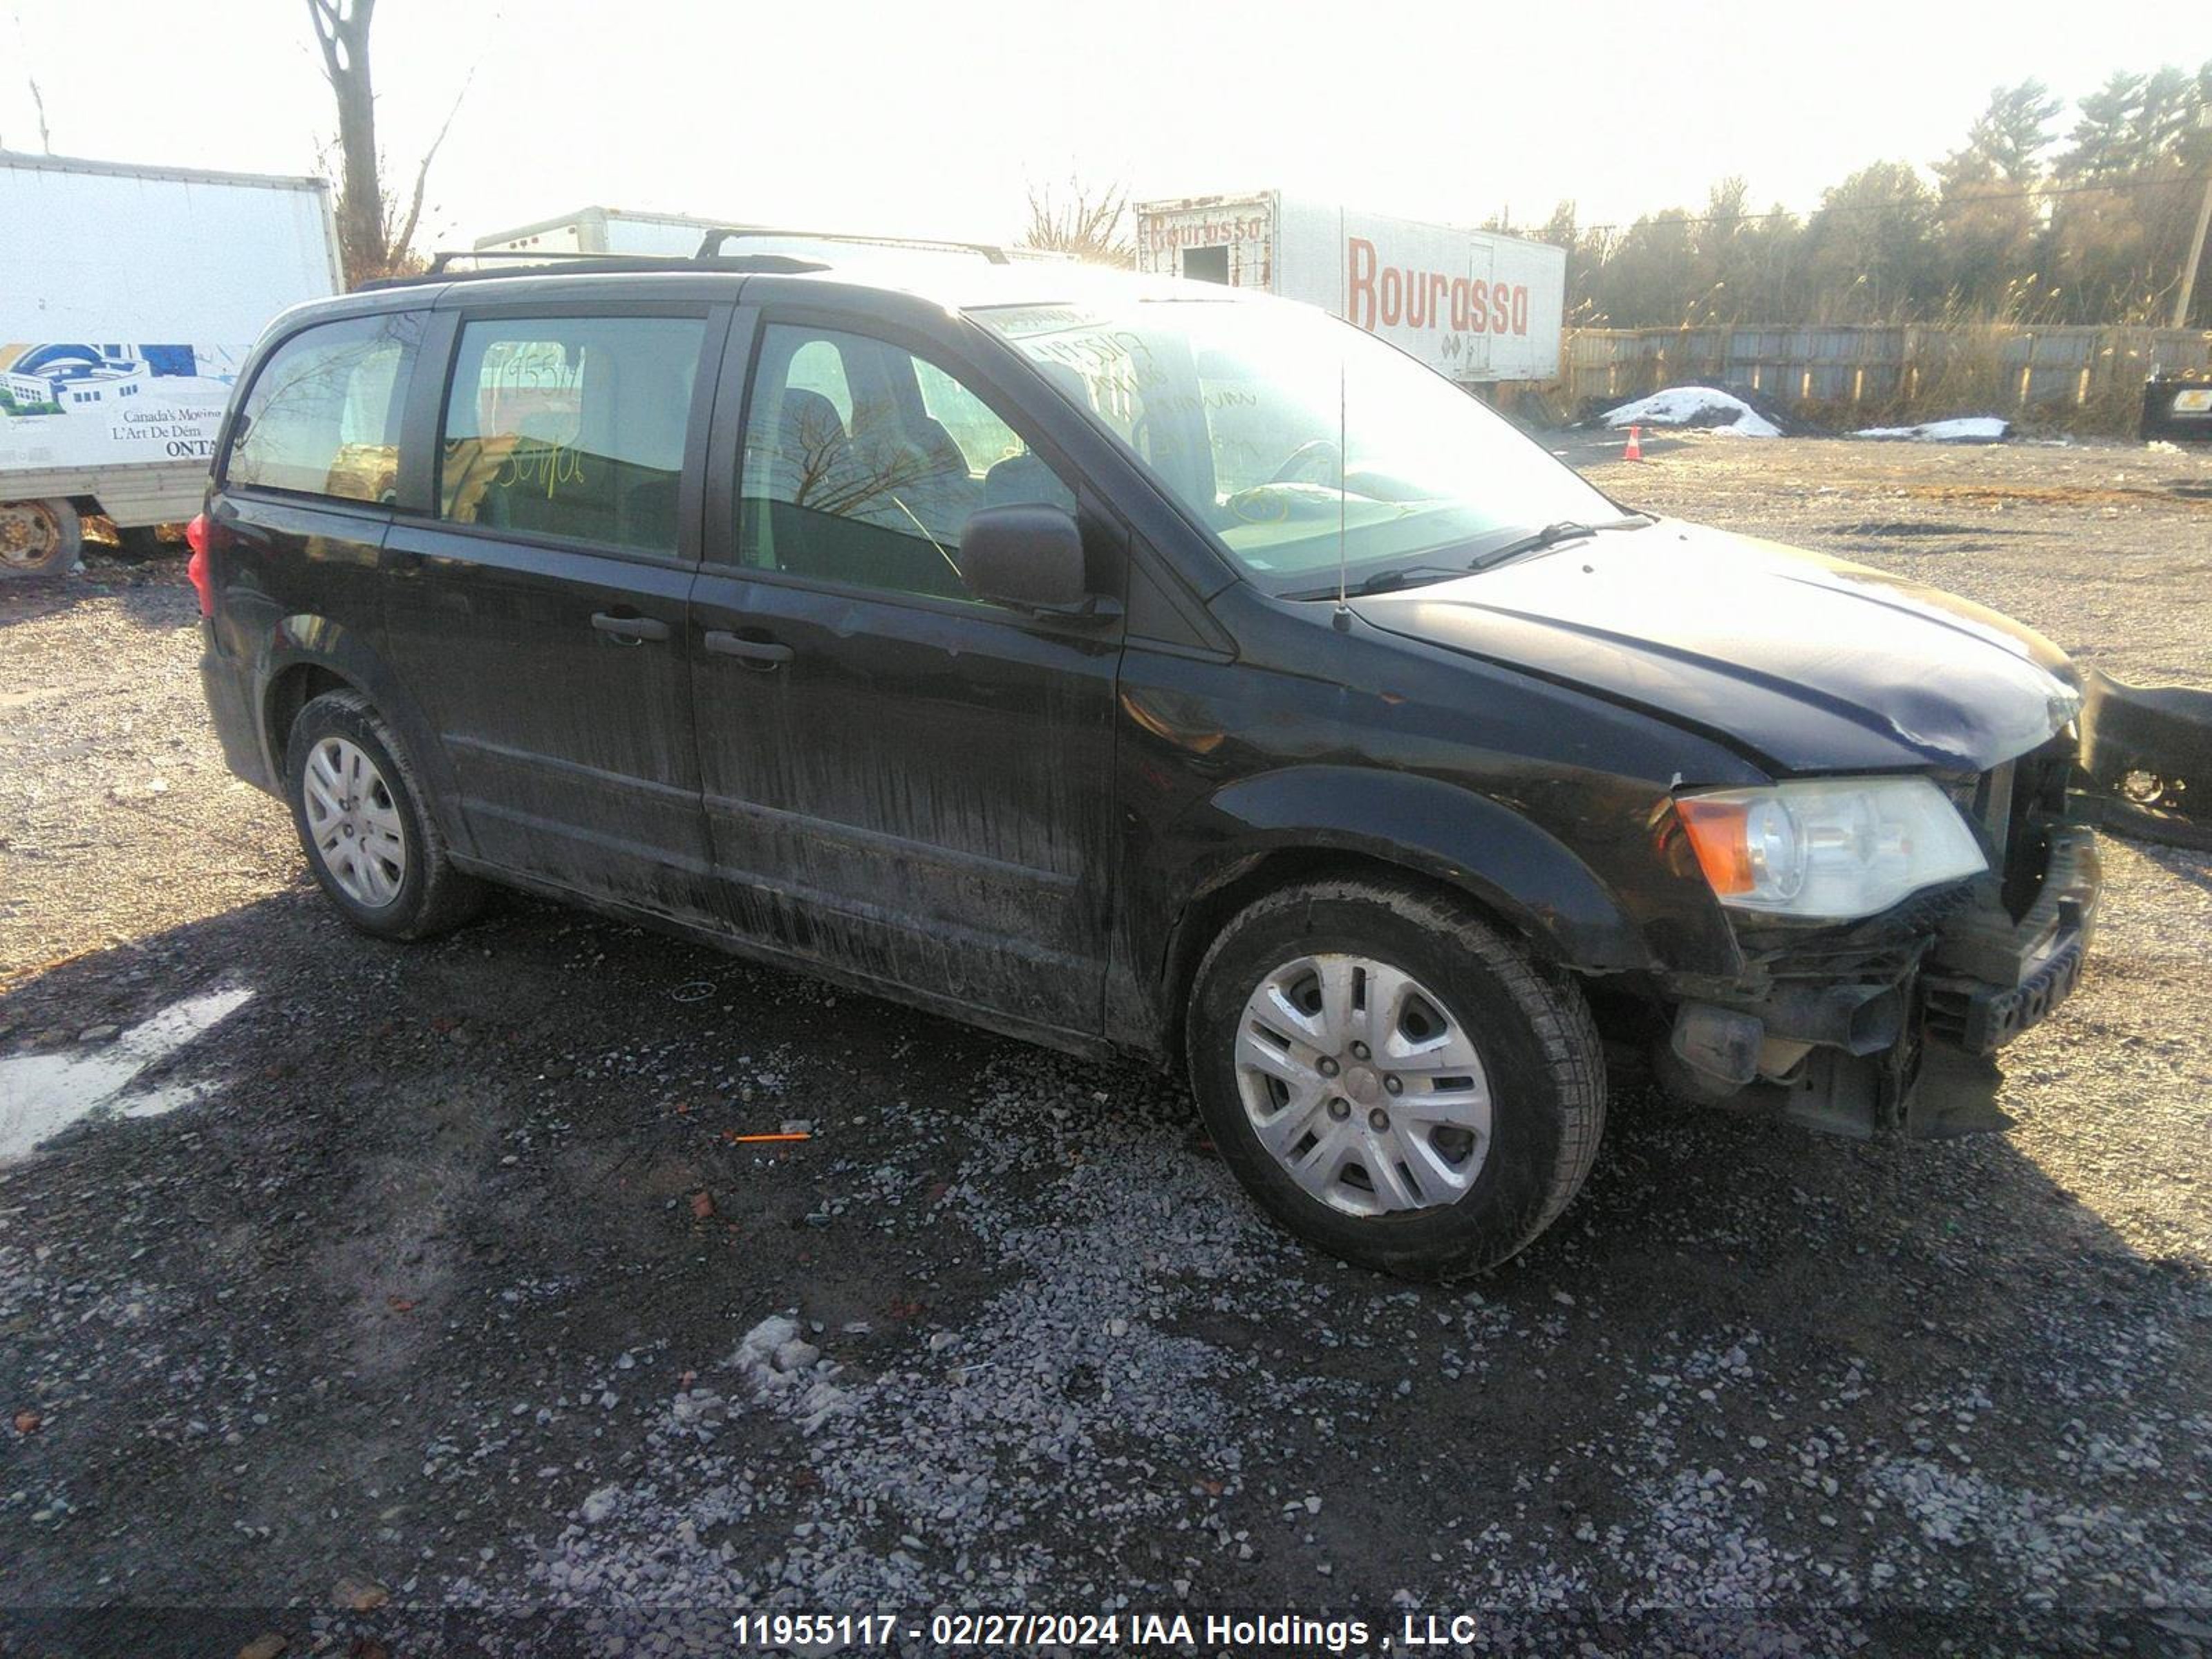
(1853, 416), (2011, 443)
(0, 986), (254, 1161)
(1602, 386), (1781, 438)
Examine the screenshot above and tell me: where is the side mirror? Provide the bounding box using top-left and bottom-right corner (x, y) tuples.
(959, 504), (1090, 613)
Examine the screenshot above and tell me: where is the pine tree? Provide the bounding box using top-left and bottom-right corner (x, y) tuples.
(2057, 72), (2147, 180)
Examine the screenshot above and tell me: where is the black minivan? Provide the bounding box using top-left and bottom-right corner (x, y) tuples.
(191, 244), (2099, 1278)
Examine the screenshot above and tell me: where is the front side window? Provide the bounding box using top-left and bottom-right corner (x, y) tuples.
(737, 324), (1074, 604)
(971, 296), (1617, 595)
(226, 313), (419, 503)
(439, 315), (706, 556)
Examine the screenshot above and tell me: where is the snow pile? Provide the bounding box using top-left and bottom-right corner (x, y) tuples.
(1853, 416), (2012, 444)
(1601, 386), (1781, 438)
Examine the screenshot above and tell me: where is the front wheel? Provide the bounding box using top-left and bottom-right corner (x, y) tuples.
(1186, 878), (1605, 1280)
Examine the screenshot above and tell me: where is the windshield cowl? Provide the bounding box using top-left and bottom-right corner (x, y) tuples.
(1280, 515), (1654, 601)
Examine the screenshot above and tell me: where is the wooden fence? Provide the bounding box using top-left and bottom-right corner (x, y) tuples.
(1558, 324), (2212, 428)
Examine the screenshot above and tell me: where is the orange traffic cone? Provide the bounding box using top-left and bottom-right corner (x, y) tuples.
(1622, 424), (1644, 462)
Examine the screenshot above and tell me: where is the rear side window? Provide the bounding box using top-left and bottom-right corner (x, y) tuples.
(439, 315), (706, 557)
(225, 314), (419, 503)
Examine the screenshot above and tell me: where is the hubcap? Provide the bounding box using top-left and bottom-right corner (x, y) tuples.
(303, 737), (407, 907)
(1233, 953), (1492, 1217)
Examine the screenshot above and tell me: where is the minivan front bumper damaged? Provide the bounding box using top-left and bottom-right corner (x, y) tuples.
(1658, 819), (2100, 1141)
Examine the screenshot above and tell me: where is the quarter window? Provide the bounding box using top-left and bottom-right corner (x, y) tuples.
(225, 314), (419, 503)
(440, 315), (706, 556)
(738, 324), (1075, 604)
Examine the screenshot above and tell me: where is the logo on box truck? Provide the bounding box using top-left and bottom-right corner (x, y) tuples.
(1345, 237), (1528, 337)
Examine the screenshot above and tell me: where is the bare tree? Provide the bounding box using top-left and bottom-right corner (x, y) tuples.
(306, 0), (469, 285)
(11, 8), (53, 151)
(1018, 178), (1135, 267)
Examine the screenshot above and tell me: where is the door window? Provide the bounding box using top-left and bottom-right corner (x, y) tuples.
(225, 313), (420, 503)
(737, 324), (1075, 603)
(439, 315), (706, 556)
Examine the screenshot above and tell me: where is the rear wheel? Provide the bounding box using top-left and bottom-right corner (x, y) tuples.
(112, 525), (176, 563)
(0, 499), (82, 578)
(1187, 878), (1605, 1279)
(285, 690), (485, 940)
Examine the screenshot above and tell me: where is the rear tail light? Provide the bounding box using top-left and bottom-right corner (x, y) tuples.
(185, 512), (212, 617)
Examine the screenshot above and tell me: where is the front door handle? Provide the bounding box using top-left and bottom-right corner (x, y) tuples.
(703, 630), (794, 668)
(592, 611), (671, 643)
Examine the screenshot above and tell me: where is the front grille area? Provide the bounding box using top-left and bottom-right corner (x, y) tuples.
(1733, 880), (1976, 986)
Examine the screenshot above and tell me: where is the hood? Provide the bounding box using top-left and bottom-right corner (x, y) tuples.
(1353, 521), (2079, 774)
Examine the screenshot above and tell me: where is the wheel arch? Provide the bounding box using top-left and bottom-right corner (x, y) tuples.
(255, 623), (471, 857)
(1149, 767), (1666, 1060)
(263, 660), (354, 776)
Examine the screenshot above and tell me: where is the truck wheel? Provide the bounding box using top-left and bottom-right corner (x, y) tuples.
(0, 499), (82, 578)
(113, 525), (176, 563)
(1186, 878), (1606, 1280)
(285, 689), (486, 941)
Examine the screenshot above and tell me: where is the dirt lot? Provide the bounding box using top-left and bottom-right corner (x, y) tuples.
(2, 436), (2209, 1657)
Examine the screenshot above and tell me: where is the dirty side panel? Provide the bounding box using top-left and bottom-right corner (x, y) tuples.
(688, 575), (1123, 1035)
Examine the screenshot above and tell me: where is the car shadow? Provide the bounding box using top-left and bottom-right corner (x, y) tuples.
(0, 881), (2204, 1636)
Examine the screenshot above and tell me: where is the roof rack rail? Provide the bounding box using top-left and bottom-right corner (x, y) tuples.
(693, 225), (1051, 264)
(363, 250), (829, 290)
(374, 227), (1066, 292)
(422, 247), (836, 276)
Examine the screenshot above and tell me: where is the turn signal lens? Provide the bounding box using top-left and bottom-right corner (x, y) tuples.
(1678, 797), (1755, 894)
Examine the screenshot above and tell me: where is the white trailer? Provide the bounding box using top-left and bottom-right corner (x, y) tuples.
(1, 151), (341, 576)
(1134, 191), (1565, 386)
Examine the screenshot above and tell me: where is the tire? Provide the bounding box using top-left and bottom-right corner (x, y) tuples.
(1186, 878), (1605, 1280)
(0, 498), (82, 578)
(112, 525), (175, 563)
(284, 689), (486, 941)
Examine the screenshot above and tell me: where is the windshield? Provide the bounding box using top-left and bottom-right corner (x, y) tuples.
(968, 294), (1619, 594)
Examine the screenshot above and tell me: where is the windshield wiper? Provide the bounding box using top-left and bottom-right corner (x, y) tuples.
(1467, 519), (1605, 569)
(1284, 563), (1474, 601)
(1476, 513), (1656, 566)
(1283, 514), (1654, 601)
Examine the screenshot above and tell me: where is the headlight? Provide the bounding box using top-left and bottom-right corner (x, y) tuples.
(1676, 777), (1986, 920)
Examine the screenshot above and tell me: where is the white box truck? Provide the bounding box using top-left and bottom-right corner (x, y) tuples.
(1135, 191), (1565, 386)
(1, 151), (341, 577)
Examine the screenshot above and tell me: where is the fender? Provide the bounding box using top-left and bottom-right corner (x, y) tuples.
(256, 615), (476, 859)
(1178, 765), (1658, 973)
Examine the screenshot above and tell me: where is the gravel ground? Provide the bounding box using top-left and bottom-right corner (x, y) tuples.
(1, 439), (2209, 1657)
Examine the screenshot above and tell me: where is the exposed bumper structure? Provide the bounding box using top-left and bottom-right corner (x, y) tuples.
(1659, 748), (2103, 1140)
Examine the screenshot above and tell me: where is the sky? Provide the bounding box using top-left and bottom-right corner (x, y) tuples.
(3, 0), (2206, 252)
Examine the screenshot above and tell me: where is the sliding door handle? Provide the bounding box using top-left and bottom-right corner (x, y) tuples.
(704, 630), (794, 668)
(591, 611), (671, 643)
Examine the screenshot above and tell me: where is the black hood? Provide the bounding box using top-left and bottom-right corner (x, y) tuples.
(1353, 521), (2080, 774)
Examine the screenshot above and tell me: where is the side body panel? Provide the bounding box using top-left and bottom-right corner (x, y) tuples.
(377, 299), (731, 920)
(204, 491), (394, 776)
(688, 297), (1130, 1035)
